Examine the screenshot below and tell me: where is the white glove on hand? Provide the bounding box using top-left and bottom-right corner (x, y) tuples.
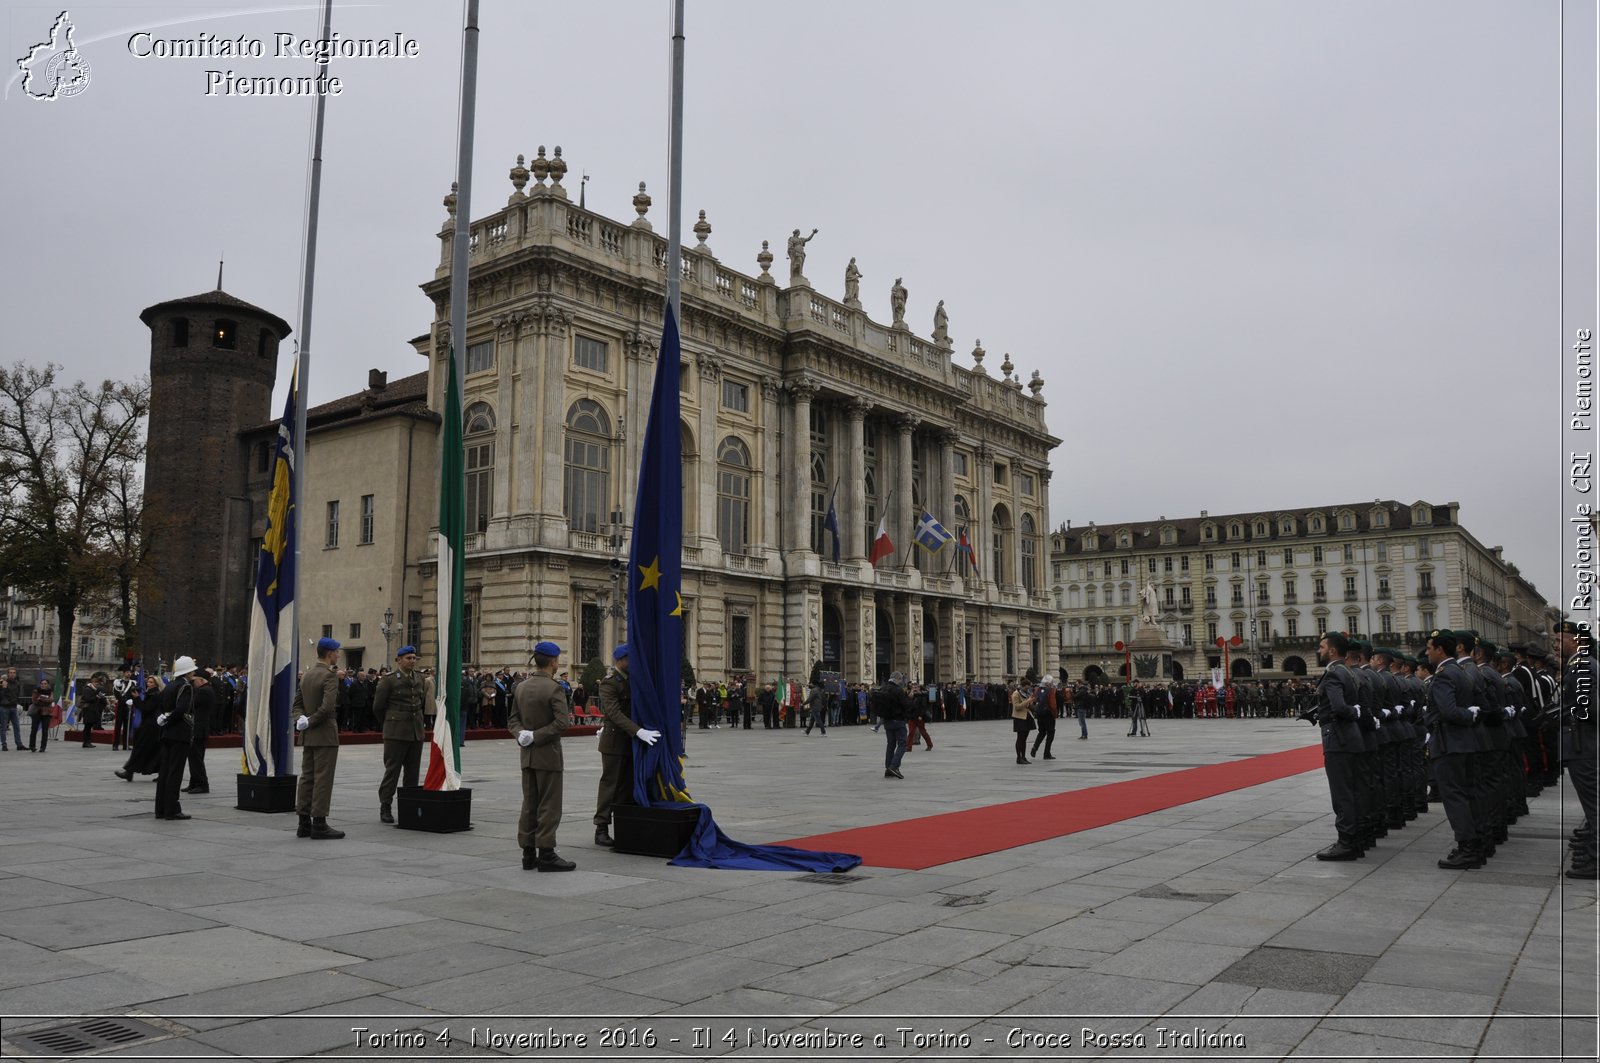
(636, 728), (661, 746)
(516, 730), (535, 747)
(1381, 708), (1391, 718)
(1353, 705), (1361, 718)
(1466, 706), (1479, 722)
(295, 715), (309, 731)
(157, 713), (170, 726)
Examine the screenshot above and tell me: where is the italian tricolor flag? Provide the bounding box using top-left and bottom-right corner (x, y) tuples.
(425, 337), (465, 790)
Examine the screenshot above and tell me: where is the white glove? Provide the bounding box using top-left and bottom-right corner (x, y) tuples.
(516, 730), (535, 747)
(1380, 708), (1391, 719)
(1466, 706), (1479, 722)
(1353, 705), (1361, 718)
(157, 713), (170, 726)
(1503, 706), (1515, 719)
(636, 728), (661, 746)
(295, 715), (309, 731)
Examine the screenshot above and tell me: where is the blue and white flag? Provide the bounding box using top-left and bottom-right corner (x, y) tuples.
(914, 510), (955, 553)
(823, 481), (842, 565)
(243, 374), (298, 777)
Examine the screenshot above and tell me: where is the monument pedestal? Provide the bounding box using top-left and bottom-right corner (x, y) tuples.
(1128, 619), (1179, 680)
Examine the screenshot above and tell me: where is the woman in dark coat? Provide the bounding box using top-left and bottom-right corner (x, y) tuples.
(116, 674), (165, 779)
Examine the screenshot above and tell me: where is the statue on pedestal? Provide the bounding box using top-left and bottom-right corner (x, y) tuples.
(1139, 581), (1161, 627)
(932, 299), (949, 344)
(844, 257), (861, 304)
(890, 277), (908, 325)
(787, 227), (817, 282)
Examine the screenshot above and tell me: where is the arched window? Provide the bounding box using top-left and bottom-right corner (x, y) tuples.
(992, 504), (1013, 587)
(810, 451), (830, 555)
(464, 402), (495, 534)
(680, 421), (697, 537)
(563, 399), (611, 533)
(716, 436), (752, 554)
(953, 495), (972, 578)
(1020, 513), (1038, 594)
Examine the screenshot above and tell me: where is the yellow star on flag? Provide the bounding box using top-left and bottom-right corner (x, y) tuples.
(638, 555), (662, 591)
(671, 591), (684, 617)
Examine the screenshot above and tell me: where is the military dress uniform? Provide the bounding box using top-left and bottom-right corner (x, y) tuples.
(1347, 648), (1383, 848)
(1560, 626), (1599, 878)
(294, 651), (344, 839)
(1313, 659), (1366, 860)
(373, 655), (428, 824)
(593, 665), (640, 845)
(1428, 647), (1485, 868)
(509, 658), (573, 870)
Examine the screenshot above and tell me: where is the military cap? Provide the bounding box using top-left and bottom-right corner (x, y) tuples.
(1494, 647), (1516, 661)
(533, 640), (561, 658)
(316, 636), (341, 653)
(1477, 640), (1497, 657)
(395, 645), (418, 659)
(1556, 620), (1591, 635)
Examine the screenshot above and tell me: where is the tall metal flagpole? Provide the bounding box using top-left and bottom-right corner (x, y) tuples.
(450, 0), (479, 399)
(291, 0), (334, 683)
(666, 0), (685, 323)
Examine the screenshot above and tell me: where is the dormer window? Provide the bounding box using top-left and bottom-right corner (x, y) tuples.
(1254, 521), (1268, 537)
(1082, 533), (1097, 551)
(1159, 526), (1176, 545)
(1227, 521), (1243, 540)
(1117, 531), (1131, 548)
(1371, 509), (1389, 529)
(1338, 511), (1355, 531)
(1413, 505), (1432, 525)
(1202, 523), (1216, 542)
(1279, 517), (1295, 535)
(1309, 515), (1324, 533)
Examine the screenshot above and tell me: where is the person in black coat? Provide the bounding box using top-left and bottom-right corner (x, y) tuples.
(117, 674), (164, 779)
(155, 657), (203, 820)
(1310, 631), (1365, 861)
(182, 669), (219, 794)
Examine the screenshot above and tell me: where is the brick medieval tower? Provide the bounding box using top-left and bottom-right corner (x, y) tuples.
(139, 288), (291, 668)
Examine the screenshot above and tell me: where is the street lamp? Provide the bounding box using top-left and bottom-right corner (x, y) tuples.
(381, 607), (396, 665)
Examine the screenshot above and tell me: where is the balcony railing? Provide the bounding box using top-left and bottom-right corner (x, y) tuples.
(1178, 603), (1194, 614)
(1377, 588), (1391, 599)
(1417, 586), (1436, 599)
(1344, 590), (1359, 601)
(1313, 592), (1327, 603)
(1283, 594), (1297, 604)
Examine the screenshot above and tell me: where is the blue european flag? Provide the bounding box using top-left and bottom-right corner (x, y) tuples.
(823, 481), (842, 565)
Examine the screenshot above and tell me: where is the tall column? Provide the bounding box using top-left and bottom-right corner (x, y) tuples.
(894, 414), (919, 567)
(697, 353), (723, 552)
(788, 376), (818, 556)
(843, 399), (869, 562)
(760, 376), (783, 556)
(489, 314), (517, 529)
(513, 313), (542, 517)
(973, 442), (994, 588)
(621, 330), (657, 523)
(537, 305), (572, 546)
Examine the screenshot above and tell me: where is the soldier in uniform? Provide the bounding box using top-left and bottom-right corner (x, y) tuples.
(510, 640), (575, 871)
(1398, 655), (1431, 814)
(1369, 646), (1414, 826)
(1556, 621), (1598, 879)
(1425, 630), (1487, 868)
(372, 645), (428, 824)
(1493, 646), (1533, 820)
(593, 644), (662, 847)
(293, 636), (346, 840)
(1310, 631), (1365, 860)
(1343, 639), (1382, 851)
(1452, 631), (1504, 859)
(153, 656), (202, 820)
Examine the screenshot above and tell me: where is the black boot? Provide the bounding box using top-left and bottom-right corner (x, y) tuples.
(522, 847), (538, 870)
(296, 814), (312, 838)
(1315, 838), (1361, 861)
(536, 848), (575, 872)
(308, 817), (345, 840)
(380, 804), (394, 824)
(595, 827), (614, 847)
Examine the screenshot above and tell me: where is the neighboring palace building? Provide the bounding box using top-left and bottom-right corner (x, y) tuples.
(409, 148), (1062, 684)
(1049, 500), (1548, 683)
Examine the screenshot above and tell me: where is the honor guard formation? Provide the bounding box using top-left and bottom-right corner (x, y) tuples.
(1308, 623), (1596, 878)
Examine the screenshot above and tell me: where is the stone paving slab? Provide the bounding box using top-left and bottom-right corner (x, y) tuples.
(0, 719), (1594, 1062)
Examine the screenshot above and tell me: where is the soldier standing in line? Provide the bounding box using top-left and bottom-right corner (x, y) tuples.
(1310, 631), (1364, 860)
(1426, 630), (1487, 869)
(1342, 640), (1381, 852)
(510, 640), (575, 871)
(372, 645), (427, 824)
(1556, 621), (1598, 879)
(1451, 631), (1500, 861)
(293, 637), (345, 840)
(593, 644), (662, 847)
(1493, 646), (1533, 821)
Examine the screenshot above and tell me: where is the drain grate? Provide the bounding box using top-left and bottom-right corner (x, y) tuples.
(12, 1017), (164, 1056)
(939, 891), (991, 908)
(794, 873), (866, 885)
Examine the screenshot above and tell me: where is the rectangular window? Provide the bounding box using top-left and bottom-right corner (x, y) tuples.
(350, 623), (361, 639)
(1163, 556), (1173, 573)
(325, 500), (340, 548)
(1283, 547), (1294, 565)
(953, 451), (969, 477)
(466, 440), (493, 534)
(1121, 622), (1132, 645)
(359, 494), (375, 545)
(1421, 610), (1436, 630)
(1233, 621), (1245, 640)
(1207, 621), (1218, 643)
(1344, 575), (1357, 598)
(1121, 587), (1132, 606)
(321, 624), (333, 639)
(1085, 586), (1096, 607)
(1005, 635), (1016, 676)
(580, 603), (602, 665)
(730, 615), (751, 670)
(1103, 561), (1112, 577)
(255, 442), (271, 474)
(574, 335), (608, 372)
(965, 630), (975, 668)
(679, 363), (691, 393)
(1313, 546), (1323, 564)
(1205, 587), (1217, 607)
(1019, 473), (1035, 496)
(993, 463), (1007, 486)
(1031, 638), (1041, 674)
(721, 379), (750, 411)
(213, 319), (237, 349)
(1348, 616), (1361, 636)
(172, 318), (189, 347)
(1182, 623), (1193, 646)
(1381, 613), (1394, 633)
(1257, 549), (1267, 567)
(1316, 616), (1328, 636)
(1231, 551), (1241, 568)
(1120, 559), (1129, 577)
(1376, 542), (1388, 561)
(1165, 587), (1175, 606)
(1343, 544), (1354, 563)
(466, 340), (495, 375)
(407, 610), (422, 649)
(1180, 586), (1191, 605)
(1284, 578), (1297, 601)
(1147, 558), (1157, 574)
(1257, 581), (1269, 604)
(1286, 618), (1298, 638)
(1314, 577), (1326, 598)
(1417, 538), (1430, 558)
(1204, 554), (1214, 571)
(1231, 585), (1244, 606)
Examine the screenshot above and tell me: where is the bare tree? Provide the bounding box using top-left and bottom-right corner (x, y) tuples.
(0, 362), (149, 690)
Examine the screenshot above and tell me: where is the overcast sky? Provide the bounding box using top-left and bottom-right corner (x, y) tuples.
(2, 0), (1570, 604)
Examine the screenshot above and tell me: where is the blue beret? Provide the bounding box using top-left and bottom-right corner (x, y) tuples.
(395, 645), (418, 659)
(316, 637), (341, 653)
(613, 644), (629, 660)
(533, 640), (561, 658)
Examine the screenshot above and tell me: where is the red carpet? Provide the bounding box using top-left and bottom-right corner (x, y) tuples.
(781, 744), (1325, 870)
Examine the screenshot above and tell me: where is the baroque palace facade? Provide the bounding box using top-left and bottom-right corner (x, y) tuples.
(1049, 500), (1553, 683)
(409, 150), (1062, 685)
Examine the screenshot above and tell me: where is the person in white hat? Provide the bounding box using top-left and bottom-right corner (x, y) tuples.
(153, 656), (203, 820)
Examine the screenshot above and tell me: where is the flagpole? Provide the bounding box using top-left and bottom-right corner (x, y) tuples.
(291, 0), (333, 688)
(449, 0), (478, 414)
(666, 0), (686, 324)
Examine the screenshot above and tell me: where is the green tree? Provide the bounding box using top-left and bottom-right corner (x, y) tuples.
(0, 363), (149, 689)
